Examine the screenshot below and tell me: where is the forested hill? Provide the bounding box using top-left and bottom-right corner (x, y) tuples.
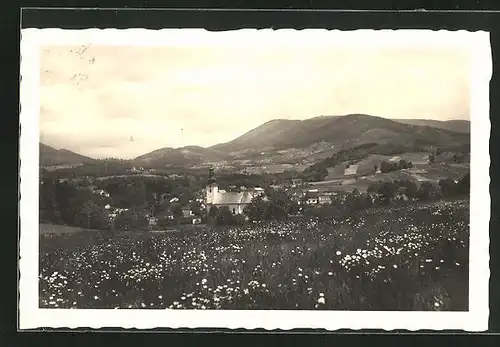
(40, 143), (96, 166)
(210, 114), (470, 153)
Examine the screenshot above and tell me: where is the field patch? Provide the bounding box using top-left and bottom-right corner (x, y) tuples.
(326, 152), (432, 181)
(344, 165), (359, 176)
(43, 163), (84, 172)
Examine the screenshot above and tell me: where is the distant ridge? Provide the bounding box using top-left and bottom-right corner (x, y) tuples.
(394, 119), (470, 134)
(133, 145), (228, 167)
(40, 143), (96, 166)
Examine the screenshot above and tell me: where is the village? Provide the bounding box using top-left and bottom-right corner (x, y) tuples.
(74, 172), (344, 229)
(46, 162), (462, 234)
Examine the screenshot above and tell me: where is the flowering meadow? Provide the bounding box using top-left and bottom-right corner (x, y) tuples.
(39, 198), (469, 311)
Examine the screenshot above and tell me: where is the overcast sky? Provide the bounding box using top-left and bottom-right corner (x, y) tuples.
(40, 31), (472, 159)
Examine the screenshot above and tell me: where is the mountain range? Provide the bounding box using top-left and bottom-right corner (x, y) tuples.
(209, 115), (469, 154)
(40, 115), (471, 168)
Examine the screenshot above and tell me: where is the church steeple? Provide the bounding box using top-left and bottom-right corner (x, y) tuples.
(207, 166), (216, 185)
(206, 166), (218, 206)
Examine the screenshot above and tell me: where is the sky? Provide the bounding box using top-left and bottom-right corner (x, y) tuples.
(39, 31), (473, 159)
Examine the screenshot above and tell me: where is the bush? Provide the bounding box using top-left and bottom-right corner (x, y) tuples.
(380, 159), (412, 173)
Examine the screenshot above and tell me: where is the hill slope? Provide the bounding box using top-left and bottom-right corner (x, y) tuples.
(40, 143), (96, 166)
(211, 119), (301, 153)
(211, 114), (470, 153)
(394, 119), (470, 134)
(133, 145), (228, 167)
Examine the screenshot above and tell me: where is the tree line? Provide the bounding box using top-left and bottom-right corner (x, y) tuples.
(305, 173), (470, 219)
(379, 159), (413, 173)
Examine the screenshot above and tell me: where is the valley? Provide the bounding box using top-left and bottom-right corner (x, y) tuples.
(40, 114), (470, 195)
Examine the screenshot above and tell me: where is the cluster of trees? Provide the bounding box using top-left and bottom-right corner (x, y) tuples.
(243, 190), (300, 223)
(438, 174), (470, 197)
(214, 173), (269, 191)
(367, 180), (434, 203)
(207, 206), (246, 226)
(39, 179), (112, 231)
(379, 159), (413, 173)
(429, 147), (469, 165)
(367, 174), (469, 203)
(40, 177), (164, 232)
(113, 210), (149, 231)
(96, 176), (202, 208)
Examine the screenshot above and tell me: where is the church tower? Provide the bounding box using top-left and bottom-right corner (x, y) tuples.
(206, 166), (218, 205)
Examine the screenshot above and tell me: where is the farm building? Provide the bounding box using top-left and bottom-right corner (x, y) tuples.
(305, 190), (319, 205)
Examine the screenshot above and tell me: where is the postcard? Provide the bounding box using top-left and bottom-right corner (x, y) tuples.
(19, 28), (491, 330)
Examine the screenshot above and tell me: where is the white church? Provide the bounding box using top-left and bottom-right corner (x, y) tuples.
(205, 167), (265, 215)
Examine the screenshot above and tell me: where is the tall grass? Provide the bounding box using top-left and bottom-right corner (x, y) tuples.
(39, 199), (469, 311)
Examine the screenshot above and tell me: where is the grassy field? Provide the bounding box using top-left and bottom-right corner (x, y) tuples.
(39, 198), (469, 311)
(40, 223), (100, 235)
(325, 152), (431, 180)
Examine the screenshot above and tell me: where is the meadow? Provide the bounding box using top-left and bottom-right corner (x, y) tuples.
(39, 198), (469, 311)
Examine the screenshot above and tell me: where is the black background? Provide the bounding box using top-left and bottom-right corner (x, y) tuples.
(6, 1), (500, 345)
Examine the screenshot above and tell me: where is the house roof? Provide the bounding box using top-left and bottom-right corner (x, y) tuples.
(211, 191), (254, 205)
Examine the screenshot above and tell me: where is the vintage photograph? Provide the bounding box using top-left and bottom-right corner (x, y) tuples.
(19, 28), (490, 330)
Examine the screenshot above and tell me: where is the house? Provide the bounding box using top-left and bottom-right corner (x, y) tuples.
(148, 217), (158, 226)
(270, 184), (286, 190)
(321, 190), (338, 196)
(205, 167), (265, 215)
(93, 189), (110, 198)
(318, 195), (331, 205)
(395, 193), (409, 202)
(305, 190), (320, 205)
(182, 208), (194, 218)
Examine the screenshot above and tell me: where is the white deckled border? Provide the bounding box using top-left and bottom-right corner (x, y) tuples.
(19, 28), (491, 331)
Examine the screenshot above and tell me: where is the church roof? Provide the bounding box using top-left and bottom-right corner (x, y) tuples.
(211, 191), (254, 205)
